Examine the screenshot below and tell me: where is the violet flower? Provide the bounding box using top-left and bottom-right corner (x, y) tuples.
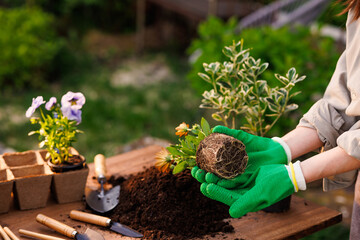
(61, 91), (85, 109)
(25, 96), (45, 118)
(45, 97), (57, 111)
(61, 105), (82, 124)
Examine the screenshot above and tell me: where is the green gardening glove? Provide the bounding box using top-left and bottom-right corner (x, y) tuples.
(213, 125), (291, 170)
(200, 161), (306, 218)
(192, 125), (291, 185)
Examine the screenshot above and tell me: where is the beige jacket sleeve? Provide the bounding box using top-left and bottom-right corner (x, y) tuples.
(298, 9), (360, 191)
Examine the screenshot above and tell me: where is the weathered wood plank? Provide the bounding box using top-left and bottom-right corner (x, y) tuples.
(0, 145), (342, 240)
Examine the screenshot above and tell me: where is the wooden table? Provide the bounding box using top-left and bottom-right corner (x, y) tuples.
(0, 145), (342, 240)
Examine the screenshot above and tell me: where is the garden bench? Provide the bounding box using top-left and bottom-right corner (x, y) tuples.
(0, 145), (342, 239)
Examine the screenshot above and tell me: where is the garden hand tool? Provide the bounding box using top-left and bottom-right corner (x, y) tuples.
(4, 227), (20, 240)
(70, 210), (143, 238)
(19, 229), (66, 240)
(86, 154), (120, 213)
(0, 225), (11, 240)
(36, 214), (104, 240)
(200, 161), (306, 218)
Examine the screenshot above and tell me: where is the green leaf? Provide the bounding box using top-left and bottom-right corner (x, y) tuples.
(173, 161), (188, 174)
(285, 103), (298, 112)
(197, 131), (206, 141)
(39, 141), (46, 148)
(293, 75), (306, 84)
(187, 159), (197, 167)
(222, 46), (233, 58)
(217, 81), (231, 89)
(181, 147), (195, 155)
(167, 146), (183, 156)
(201, 117), (211, 136)
(198, 73), (212, 83)
(258, 62), (268, 75)
(28, 131), (37, 136)
(211, 113), (222, 122)
(287, 67), (296, 80)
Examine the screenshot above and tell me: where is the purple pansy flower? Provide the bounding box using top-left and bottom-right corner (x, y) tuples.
(45, 97), (57, 111)
(61, 105), (82, 124)
(25, 96), (45, 118)
(61, 91), (85, 109)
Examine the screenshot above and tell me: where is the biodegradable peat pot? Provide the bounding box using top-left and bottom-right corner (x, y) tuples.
(41, 150), (89, 204)
(3, 151), (53, 210)
(0, 168), (14, 214)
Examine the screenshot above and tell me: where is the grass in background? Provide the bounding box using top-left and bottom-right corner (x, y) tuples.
(0, 52), (201, 162)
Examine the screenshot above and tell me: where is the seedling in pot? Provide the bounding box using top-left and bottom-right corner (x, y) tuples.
(157, 40), (305, 179)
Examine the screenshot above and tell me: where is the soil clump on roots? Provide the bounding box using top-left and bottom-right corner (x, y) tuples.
(108, 166), (234, 240)
(196, 133), (248, 179)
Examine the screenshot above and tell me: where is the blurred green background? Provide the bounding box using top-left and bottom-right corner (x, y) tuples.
(0, 0), (352, 238)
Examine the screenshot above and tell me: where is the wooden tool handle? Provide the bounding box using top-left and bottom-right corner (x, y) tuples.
(70, 210), (110, 227)
(0, 226), (11, 240)
(19, 229), (67, 240)
(94, 154), (107, 178)
(4, 227), (20, 240)
(36, 214), (76, 238)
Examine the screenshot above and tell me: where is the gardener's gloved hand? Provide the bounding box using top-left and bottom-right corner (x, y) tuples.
(192, 125), (292, 184)
(213, 126), (291, 169)
(199, 161), (306, 218)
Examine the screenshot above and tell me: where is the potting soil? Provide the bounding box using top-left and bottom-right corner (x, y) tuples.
(108, 166), (234, 240)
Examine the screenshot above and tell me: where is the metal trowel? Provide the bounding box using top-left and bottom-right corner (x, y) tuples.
(86, 154), (120, 213)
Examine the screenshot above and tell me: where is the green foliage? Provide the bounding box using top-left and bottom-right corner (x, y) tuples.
(199, 40), (305, 136)
(317, 0), (347, 28)
(0, 6), (63, 90)
(187, 17), (341, 135)
(161, 118), (212, 174)
(3, 0), (136, 34)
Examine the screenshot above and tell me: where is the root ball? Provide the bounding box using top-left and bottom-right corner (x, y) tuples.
(196, 133), (248, 179)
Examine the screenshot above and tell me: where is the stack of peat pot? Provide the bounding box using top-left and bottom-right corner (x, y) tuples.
(0, 149), (89, 213)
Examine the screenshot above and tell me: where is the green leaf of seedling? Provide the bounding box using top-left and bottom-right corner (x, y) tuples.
(285, 103), (298, 112)
(275, 74), (288, 85)
(223, 46), (233, 58)
(187, 159), (197, 167)
(167, 146), (183, 156)
(39, 141), (46, 148)
(211, 113), (223, 122)
(197, 131), (206, 141)
(287, 67), (296, 80)
(217, 81), (232, 89)
(290, 91), (301, 98)
(173, 161), (188, 174)
(201, 117), (211, 136)
(181, 147), (195, 156)
(257, 80), (267, 95)
(198, 73), (212, 83)
(258, 62), (268, 75)
(28, 131), (38, 136)
(293, 75), (306, 84)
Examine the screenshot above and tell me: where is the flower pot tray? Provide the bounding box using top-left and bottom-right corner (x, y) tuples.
(0, 145), (342, 240)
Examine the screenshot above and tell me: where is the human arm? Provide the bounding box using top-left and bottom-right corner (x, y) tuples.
(282, 126), (360, 184)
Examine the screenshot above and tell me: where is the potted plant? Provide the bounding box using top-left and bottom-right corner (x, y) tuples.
(26, 91), (89, 204)
(157, 40), (305, 212)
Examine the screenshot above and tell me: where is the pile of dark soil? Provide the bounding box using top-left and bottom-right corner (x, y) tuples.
(108, 166), (234, 240)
